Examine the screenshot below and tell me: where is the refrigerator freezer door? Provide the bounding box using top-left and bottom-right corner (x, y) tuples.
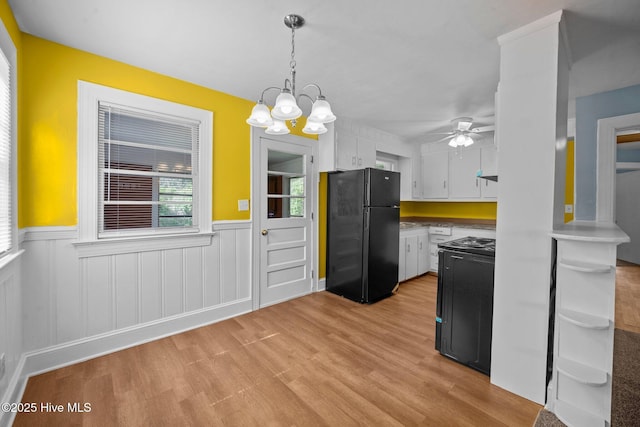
(366, 168), (400, 207)
(363, 206), (400, 302)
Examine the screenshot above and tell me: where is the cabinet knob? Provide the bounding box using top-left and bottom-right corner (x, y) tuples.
(261, 229), (268, 236)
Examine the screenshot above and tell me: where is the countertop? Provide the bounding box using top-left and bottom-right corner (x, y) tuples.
(551, 220), (629, 243)
(400, 216), (496, 230)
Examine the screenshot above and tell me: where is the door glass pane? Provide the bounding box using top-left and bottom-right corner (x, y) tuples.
(267, 149), (305, 219)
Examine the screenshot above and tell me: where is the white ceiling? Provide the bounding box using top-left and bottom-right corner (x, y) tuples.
(8, 0), (640, 142)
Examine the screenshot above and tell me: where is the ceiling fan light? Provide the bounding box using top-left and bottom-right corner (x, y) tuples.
(271, 91), (302, 120)
(308, 98), (336, 123)
(302, 118), (327, 135)
(246, 101), (273, 127)
(463, 135), (474, 147)
(448, 134), (465, 147)
(265, 120), (290, 135)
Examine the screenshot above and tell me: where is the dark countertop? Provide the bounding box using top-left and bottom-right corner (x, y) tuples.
(400, 216), (496, 230)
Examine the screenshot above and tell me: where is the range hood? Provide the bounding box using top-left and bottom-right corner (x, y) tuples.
(476, 170), (498, 182)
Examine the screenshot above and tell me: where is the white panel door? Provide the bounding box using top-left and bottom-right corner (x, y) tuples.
(259, 136), (314, 307)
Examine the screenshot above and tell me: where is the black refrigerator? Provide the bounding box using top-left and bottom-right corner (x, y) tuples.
(326, 168), (400, 303)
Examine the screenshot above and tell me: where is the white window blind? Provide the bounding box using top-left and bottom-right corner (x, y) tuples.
(98, 102), (200, 237)
(0, 48), (11, 255)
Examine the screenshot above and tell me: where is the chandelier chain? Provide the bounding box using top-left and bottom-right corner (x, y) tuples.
(290, 25), (296, 70)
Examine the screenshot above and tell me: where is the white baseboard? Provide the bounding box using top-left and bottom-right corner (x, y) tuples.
(0, 356), (28, 427)
(23, 298), (252, 377)
(317, 277), (326, 291)
(0, 297), (252, 423)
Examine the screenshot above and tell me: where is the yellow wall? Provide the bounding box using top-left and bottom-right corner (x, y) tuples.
(19, 34), (256, 227)
(564, 139), (575, 223)
(0, 0), (20, 48)
(400, 201), (497, 219)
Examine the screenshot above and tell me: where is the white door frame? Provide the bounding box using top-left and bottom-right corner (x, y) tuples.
(596, 112), (640, 222)
(250, 127), (319, 311)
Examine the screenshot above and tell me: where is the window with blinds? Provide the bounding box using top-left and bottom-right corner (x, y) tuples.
(0, 47), (11, 256)
(98, 103), (199, 237)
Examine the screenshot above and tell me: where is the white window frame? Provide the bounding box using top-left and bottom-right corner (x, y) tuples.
(0, 19), (19, 270)
(75, 81), (213, 257)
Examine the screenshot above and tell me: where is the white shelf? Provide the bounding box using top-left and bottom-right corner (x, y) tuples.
(557, 357), (608, 386)
(558, 308), (611, 330)
(558, 259), (612, 274)
(555, 400), (606, 427)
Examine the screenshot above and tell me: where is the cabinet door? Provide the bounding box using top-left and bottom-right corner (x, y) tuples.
(411, 150), (423, 199)
(356, 137), (376, 169)
(418, 232), (429, 275)
(449, 148), (481, 198)
(422, 151), (449, 199)
(480, 146), (498, 199)
(336, 131), (358, 170)
(405, 236), (418, 279)
(398, 236), (406, 282)
(418, 233), (430, 274)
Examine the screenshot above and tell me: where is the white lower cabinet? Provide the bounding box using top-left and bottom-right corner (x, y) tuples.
(399, 227), (429, 282)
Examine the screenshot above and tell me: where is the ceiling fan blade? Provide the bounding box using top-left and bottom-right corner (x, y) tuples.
(430, 134), (455, 143)
(470, 125), (495, 133)
(426, 131), (454, 136)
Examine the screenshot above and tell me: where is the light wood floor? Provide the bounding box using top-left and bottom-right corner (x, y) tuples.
(15, 274), (543, 427)
(615, 261), (640, 333)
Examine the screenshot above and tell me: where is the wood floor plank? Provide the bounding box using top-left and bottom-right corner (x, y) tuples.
(16, 274), (547, 426)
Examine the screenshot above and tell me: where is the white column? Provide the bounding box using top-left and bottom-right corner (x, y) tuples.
(490, 10), (571, 404)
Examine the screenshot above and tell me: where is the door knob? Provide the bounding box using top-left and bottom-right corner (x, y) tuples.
(261, 229), (268, 236)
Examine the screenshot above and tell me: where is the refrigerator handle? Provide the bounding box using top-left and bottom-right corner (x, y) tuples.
(364, 209), (369, 230)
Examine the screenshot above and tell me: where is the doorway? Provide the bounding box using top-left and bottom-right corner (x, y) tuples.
(251, 129), (318, 309)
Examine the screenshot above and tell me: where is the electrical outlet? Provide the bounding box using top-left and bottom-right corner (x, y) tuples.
(565, 204), (574, 214)
(0, 353), (5, 379)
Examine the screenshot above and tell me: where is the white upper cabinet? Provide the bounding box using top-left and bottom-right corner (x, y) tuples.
(335, 130), (375, 170)
(422, 150), (449, 199)
(418, 140), (498, 201)
(449, 147), (481, 199)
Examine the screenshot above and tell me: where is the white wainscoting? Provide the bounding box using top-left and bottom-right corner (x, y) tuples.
(0, 251), (24, 427)
(19, 221), (252, 369)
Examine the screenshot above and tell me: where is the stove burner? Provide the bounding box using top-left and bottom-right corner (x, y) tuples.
(438, 236), (496, 256)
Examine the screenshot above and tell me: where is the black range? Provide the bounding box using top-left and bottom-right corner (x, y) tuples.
(435, 236), (496, 375)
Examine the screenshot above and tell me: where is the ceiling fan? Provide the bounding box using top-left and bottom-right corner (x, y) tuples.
(430, 117), (495, 147)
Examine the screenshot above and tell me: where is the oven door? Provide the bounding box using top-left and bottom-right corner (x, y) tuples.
(438, 249), (495, 375)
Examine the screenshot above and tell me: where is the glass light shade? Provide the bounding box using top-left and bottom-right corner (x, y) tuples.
(271, 92), (302, 120)
(265, 120), (290, 135)
(449, 134), (462, 147)
(246, 102), (273, 127)
(463, 135), (474, 147)
(302, 118), (327, 135)
(308, 98), (336, 123)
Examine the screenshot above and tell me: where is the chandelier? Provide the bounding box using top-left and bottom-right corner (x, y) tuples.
(246, 14), (336, 135)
